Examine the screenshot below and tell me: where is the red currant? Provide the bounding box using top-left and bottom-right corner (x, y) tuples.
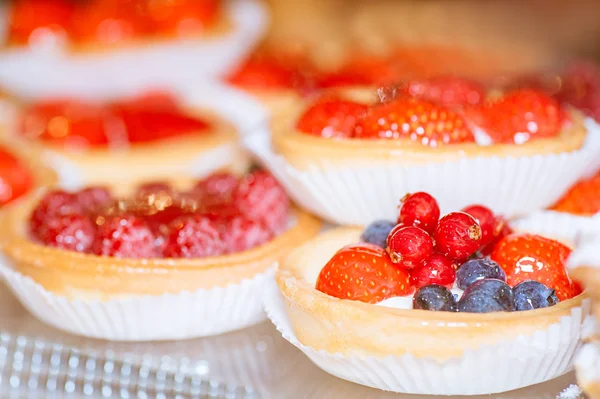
(461, 204), (496, 247)
(386, 225), (434, 269)
(398, 192), (440, 234)
(480, 216), (513, 256)
(410, 253), (457, 289)
(434, 212), (482, 262)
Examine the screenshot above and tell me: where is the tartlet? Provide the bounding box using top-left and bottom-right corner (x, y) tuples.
(4, 87), (251, 187)
(0, 174), (321, 340)
(249, 84), (598, 225)
(268, 226), (590, 395)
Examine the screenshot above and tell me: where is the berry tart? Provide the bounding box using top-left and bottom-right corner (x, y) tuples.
(248, 78), (598, 225)
(4, 85), (252, 187)
(266, 191), (591, 395)
(0, 170), (321, 340)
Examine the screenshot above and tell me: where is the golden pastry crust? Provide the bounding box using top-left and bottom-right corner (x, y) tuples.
(276, 227), (589, 362)
(570, 266), (600, 320)
(9, 106), (249, 185)
(2, 184), (322, 300)
(271, 93), (588, 171)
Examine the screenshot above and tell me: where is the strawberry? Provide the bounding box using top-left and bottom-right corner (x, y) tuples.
(141, 0), (219, 36)
(470, 89), (564, 144)
(556, 61), (600, 123)
(551, 171), (600, 215)
(7, 0), (75, 44)
(354, 97), (475, 146)
(226, 55), (301, 90)
(296, 98), (368, 138)
(490, 233), (581, 301)
(402, 76), (485, 108)
(316, 55), (400, 89)
(316, 244), (413, 303)
(0, 147), (34, 206)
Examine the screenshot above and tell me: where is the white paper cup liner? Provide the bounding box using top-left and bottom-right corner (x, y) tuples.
(263, 280), (592, 396)
(0, 0), (267, 91)
(245, 119), (600, 225)
(0, 258), (273, 341)
(512, 211), (600, 246)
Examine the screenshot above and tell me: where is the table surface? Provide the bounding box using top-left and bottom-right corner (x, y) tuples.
(0, 281), (583, 399)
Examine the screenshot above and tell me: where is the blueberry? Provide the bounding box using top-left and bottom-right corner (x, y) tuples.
(360, 220), (396, 249)
(513, 280), (559, 311)
(456, 258), (506, 290)
(413, 284), (457, 312)
(457, 279), (515, 313)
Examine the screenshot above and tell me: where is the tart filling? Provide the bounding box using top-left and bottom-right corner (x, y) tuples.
(2, 170), (321, 297)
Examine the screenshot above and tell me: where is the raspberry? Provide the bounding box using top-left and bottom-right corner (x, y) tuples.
(35, 213), (95, 252)
(233, 171), (289, 234)
(219, 215), (273, 253)
(434, 212), (482, 262)
(398, 192), (440, 234)
(164, 214), (225, 258)
(76, 186), (112, 213)
(30, 190), (81, 231)
(386, 225), (434, 269)
(92, 215), (158, 258)
(193, 172), (239, 204)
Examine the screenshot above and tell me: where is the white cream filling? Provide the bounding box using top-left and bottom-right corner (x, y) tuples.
(377, 286), (464, 310)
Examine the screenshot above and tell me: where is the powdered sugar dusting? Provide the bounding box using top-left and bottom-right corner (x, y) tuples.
(557, 384), (583, 399)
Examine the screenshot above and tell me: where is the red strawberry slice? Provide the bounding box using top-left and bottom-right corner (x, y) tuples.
(490, 233), (581, 301)
(316, 244), (413, 303)
(402, 76), (485, 108)
(551, 171), (600, 215)
(142, 0), (219, 36)
(0, 147), (34, 206)
(469, 89), (564, 144)
(296, 97), (368, 139)
(8, 0), (75, 44)
(226, 55), (301, 90)
(354, 97), (475, 146)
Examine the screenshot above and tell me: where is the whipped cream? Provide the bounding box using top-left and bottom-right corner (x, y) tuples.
(376, 286), (464, 310)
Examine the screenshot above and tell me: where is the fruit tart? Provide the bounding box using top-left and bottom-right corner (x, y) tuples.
(0, 170), (321, 340)
(266, 191), (590, 395)
(0, 0), (266, 86)
(568, 236), (600, 399)
(248, 77), (598, 225)
(7, 89), (251, 187)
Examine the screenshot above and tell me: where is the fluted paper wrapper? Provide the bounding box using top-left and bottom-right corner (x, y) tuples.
(264, 282), (591, 396)
(0, 261), (273, 341)
(245, 119), (600, 226)
(0, 0), (267, 91)
(513, 210), (600, 247)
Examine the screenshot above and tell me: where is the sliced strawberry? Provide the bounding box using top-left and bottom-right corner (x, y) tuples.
(142, 0), (219, 36)
(551, 171), (600, 215)
(556, 61), (600, 123)
(470, 89), (564, 144)
(296, 98), (368, 139)
(7, 0), (75, 44)
(117, 91), (180, 112)
(354, 97), (475, 146)
(317, 56), (399, 89)
(315, 244), (413, 304)
(226, 55), (301, 90)
(402, 76), (485, 109)
(490, 233), (581, 301)
(0, 147), (33, 206)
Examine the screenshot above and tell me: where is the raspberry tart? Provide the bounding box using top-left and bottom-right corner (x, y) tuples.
(0, 0), (266, 87)
(249, 78), (598, 225)
(6, 88), (251, 186)
(0, 170), (321, 340)
(266, 191), (591, 395)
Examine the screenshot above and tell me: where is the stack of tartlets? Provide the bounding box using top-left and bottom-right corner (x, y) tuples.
(0, 0), (267, 91)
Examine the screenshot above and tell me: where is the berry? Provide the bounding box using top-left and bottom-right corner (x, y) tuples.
(398, 192), (440, 234)
(92, 215), (158, 258)
(461, 204), (497, 248)
(551, 171), (600, 215)
(296, 98), (369, 139)
(479, 217), (512, 256)
(513, 280), (559, 311)
(490, 233), (580, 301)
(76, 186), (112, 213)
(233, 171), (289, 234)
(35, 213), (95, 252)
(386, 225), (434, 269)
(360, 220), (396, 249)
(403, 76), (485, 108)
(142, 0), (219, 36)
(7, 0), (75, 45)
(30, 190), (81, 230)
(218, 215), (273, 253)
(456, 258), (506, 290)
(164, 214), (225, 258)
(0, 147), (34, 206)
(354, 97), (475, 147)
(434, 212), (482, 262)
(457, 279), (515, 313)
(193, 172), (239, 203)
(555, 61), (600, 123)
(226, 55), (300, 90)
(412, 284), (457, 312)
(471, 89), (563, 144)
(316, 244), (413, 304)
(410, 254), (456, 289)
